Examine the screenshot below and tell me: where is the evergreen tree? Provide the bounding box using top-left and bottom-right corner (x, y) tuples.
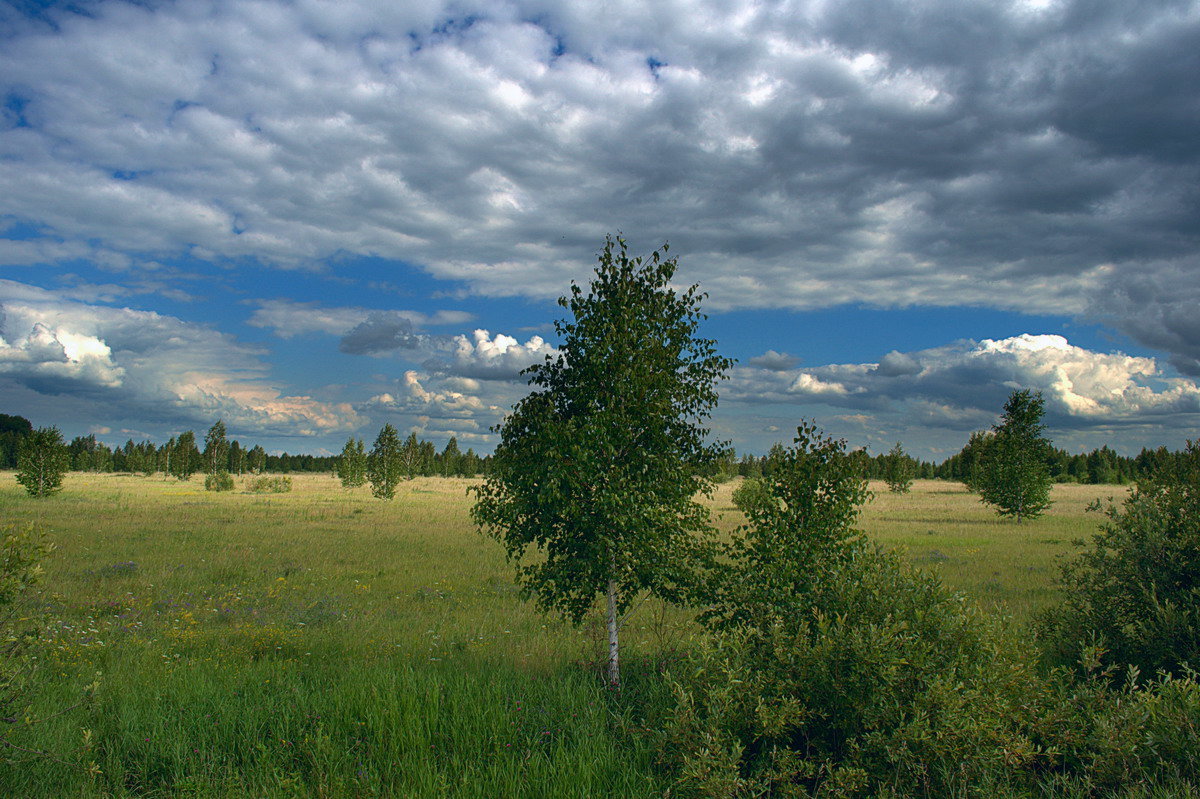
(978, 390), (1053, 522)
(472, 235), (732, 686)
(16, 427), (69, 497)
(882, 441), (915, 493)
(336, 437), (368, 488)
(367, 424), (404, 500)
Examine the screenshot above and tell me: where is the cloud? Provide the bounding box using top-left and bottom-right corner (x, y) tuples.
(747, 349), (799, 371)
(339, 313), (422, 355)
(247, 299), (474, 339)
(423, 329), (555, 380)
(1, 0), (1197, 372)
(362, 369), (504, 443)
(0, 279), (362, 436)
(727, 333), (1200, 433)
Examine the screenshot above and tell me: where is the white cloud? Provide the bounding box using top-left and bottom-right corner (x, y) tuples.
(425, 329), (555, 380)
(362, 369), (505, 442)
(0, 279), (362, 436)
(728, 333), (1200, 431)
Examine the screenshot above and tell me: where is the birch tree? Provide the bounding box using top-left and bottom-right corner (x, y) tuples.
(472, 235), (732, 686)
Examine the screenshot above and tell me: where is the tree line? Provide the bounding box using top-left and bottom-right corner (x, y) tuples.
(1, 417), (487, 479)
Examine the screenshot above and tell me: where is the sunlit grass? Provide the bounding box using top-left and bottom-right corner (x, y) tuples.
(0, 472), (1120, 795)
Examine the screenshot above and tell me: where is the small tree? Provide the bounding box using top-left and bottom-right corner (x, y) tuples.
(700, 422), (871, 630)
(882, 441), (915, 494)
(336, 437), (367, 488)
(170, 431), (199, 481)
(15, 427), (69, 497)
(367, 424), (404, 500)
(977, 390), (1053, 522)
(203, 420), (229, 475)
(472, 235), (733, 686)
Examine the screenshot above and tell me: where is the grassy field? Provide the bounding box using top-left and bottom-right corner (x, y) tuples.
(0, 473), (1123, 796)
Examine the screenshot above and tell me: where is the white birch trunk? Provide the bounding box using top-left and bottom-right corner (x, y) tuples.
(606, 577), (620, 687)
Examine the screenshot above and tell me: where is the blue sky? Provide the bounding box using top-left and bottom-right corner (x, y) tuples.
(2, 0), (1198, 459)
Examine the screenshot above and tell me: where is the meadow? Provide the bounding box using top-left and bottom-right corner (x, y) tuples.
(0, 474), (1123, 797)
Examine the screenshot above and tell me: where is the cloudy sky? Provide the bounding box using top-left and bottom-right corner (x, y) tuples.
(2, 0), (1198, 459)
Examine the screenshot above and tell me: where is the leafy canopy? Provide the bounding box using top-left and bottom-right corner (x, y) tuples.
(367, 424), (404, 500)
(16, 427), (69, 498)
(472, 235), (733, 624)
(978, 389), (1053, 521)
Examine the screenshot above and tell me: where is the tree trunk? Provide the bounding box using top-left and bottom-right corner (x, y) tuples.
(606, 577), (620, 688)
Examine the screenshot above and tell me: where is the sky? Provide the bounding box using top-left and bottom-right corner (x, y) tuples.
(1, 0), (1198, 460)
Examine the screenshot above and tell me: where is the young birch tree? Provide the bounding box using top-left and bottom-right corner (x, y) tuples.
(15, 427), (69, 498)
(472, 235), (732, 687)
(978, 389), (1053, 522)
(336, 437), (368, 488)
(367, 424), (404, 500)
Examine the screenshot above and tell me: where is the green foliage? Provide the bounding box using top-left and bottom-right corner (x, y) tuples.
(700, 422), (870, 631)
(978, 390), (1053, 521)
(169, 430), (199, 481)
(729, 478), (769, 516)
(662, 424), (1200, 796)
(663, 550), (1062, 798)
(367, 424), (405, 500)
(15, 427), (69, 497)
(204, 470), (235, 492)
(1040, 441), (1200, 678)
(247, 444), (267, 474)
(882, 441), (914, 494)
(245, 475), (292, 493)
(472, 235), (732, 684)
(336, 437), (368, 488)
(202, 420), (229, 475)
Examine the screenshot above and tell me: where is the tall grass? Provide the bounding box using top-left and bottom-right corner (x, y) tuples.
(0, 473), (1122, 795)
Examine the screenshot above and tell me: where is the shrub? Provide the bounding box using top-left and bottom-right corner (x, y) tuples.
(664, 546), (1061, 797)
(245, 475), (292, 494)
(1040, 440), (1200, 678)
(204, 470), (234, 492)
(729, 477), (769, 515)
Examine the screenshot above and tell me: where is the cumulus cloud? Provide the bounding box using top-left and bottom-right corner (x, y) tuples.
(0, 279), (362, 436)
(362, 369), (504, 443)
(727, 333), (1200, 433)
(1, 0), (1197, 373)
(423, 329), (555, 380)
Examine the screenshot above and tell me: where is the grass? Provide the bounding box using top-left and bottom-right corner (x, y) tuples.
(0, 472), (1124, 796)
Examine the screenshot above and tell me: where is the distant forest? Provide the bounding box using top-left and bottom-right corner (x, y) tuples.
(0, 411), (1186, 485)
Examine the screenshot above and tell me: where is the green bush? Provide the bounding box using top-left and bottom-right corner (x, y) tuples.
(664, 545), (1062, 797)
(245, 475), (292, 494)
(729, 477), (769, 515)
(1040, 440), (1200, 678)
(204, 470), (235, 492)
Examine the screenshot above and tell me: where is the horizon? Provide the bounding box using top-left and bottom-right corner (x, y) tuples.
(2, 0), (1198, 460)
